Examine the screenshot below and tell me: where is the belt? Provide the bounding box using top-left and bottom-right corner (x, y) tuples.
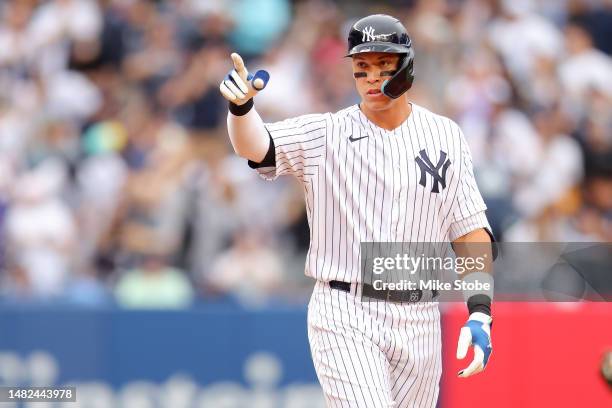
(329, 280), (427, 303)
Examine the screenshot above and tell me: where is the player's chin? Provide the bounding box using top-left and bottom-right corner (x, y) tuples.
(362, 94), (393, 110)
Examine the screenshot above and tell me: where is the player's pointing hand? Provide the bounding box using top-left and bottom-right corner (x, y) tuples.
(230, 53), (248, 83)
(456, 312), (493, 378)
(219, 52), (270, 106)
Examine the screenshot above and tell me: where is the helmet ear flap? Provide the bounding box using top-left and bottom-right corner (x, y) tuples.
(381, 51), (415, 99)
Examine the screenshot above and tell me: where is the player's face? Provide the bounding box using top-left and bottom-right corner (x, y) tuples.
(351, 53), (401, 110)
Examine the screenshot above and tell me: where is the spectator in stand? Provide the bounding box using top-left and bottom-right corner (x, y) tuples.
(203, 229), (284, 306)
(115, 253), (194, 309)
(488, 0), (564, 84)
(4, 159), (76, 298)
(567, 0), (612, 55)
(559, 20), (612, 110)
(513, 106), (583, 218)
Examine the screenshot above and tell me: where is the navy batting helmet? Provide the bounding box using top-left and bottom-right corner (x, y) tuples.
(346, 14), (415, 99)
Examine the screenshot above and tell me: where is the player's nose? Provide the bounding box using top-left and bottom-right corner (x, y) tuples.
(366, 72), (380, 83)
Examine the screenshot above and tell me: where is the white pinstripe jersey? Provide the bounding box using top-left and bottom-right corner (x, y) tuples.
(254, 103), (491, 283)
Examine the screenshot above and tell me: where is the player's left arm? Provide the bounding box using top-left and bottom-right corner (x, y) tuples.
(449, 121), (494, 378)
(453, 229), (493, 378)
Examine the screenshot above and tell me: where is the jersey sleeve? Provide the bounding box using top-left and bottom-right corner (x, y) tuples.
(248, 113), (327, 181)
(448, 125), (492, 242)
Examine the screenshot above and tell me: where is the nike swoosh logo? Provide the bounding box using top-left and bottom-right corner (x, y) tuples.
(348, 135), (369, 142)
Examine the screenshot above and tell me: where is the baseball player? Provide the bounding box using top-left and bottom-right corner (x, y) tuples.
(219, 14), (494, 408)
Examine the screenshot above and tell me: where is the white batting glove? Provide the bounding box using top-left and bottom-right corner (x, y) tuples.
(219, 53), (270, 106)
(456, 312), (493, 378)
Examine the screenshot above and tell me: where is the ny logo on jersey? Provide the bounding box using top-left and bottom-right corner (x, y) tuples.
(415, 149), (451, 193)
(362, 26), (376, 42)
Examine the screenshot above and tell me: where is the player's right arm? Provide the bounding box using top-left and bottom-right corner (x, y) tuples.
(219, 52), (271, 163)
(220, 53), (327, 181)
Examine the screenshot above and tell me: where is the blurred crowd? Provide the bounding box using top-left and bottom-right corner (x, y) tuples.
(0, 0), (609, 307)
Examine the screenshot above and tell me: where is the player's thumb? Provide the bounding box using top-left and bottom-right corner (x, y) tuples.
(458, 346), (485, 378)
(456, 327), (472, 359)
(250, 70), (270, 91)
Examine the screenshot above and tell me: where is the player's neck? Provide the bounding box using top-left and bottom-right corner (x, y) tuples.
(359, 96), (412, 131)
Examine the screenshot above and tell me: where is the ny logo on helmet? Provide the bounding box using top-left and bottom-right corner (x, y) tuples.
(362, 26), (376, 42)
(415, 149), (451, 193)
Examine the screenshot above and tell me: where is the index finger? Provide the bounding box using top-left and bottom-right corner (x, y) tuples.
(231, 53), (247, 76)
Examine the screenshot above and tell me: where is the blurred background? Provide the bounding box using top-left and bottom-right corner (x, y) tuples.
(0, 0), (610, 407)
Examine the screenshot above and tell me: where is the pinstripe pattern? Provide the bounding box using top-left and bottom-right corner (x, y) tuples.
(253, 103), (491, 283)
(251, 103), (490, 407)
(308, 280), (442, 407)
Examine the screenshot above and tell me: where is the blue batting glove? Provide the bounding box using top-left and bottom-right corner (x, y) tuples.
(247, 70), (270, 91)
(456, 312), (492, 377)
(219, 53), (270, 105)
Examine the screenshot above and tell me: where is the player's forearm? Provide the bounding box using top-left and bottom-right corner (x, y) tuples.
(453, 228), (494, 316)
(227, 101), (270, 163)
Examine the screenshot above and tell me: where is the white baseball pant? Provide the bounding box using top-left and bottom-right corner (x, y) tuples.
(308, 280), (442, 408)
